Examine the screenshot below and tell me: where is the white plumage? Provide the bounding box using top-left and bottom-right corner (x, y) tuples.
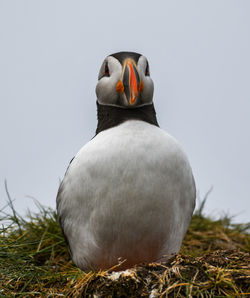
(57, 120), (195, 270)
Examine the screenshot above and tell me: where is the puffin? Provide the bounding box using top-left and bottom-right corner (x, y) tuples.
(56, 51), (196, 271)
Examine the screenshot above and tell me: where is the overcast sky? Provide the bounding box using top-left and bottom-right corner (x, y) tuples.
(0, 1), (249, 223)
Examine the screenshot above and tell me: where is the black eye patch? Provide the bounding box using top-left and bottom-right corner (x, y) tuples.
(145, 62), (150, 76)
(104, 62), (110, 77)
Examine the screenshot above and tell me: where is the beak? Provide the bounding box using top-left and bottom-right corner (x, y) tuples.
(121, 59), (141, 105)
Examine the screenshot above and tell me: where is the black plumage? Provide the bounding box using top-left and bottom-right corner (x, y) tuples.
(96, 102), (159, 135)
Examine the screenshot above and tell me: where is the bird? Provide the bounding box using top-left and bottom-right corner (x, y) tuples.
(56, 51), (196, 271)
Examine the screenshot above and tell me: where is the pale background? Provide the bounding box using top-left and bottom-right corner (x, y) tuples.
(0, 1), (249, 222)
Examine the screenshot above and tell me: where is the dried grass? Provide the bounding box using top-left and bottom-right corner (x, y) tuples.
(0, 189), (249, 297)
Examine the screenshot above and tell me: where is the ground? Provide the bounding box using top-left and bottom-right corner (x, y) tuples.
(0, 195), (249, 297)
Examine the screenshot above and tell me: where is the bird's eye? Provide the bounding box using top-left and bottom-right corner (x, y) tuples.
(145, 62), (150, 76)
(104, 62), (110, 77)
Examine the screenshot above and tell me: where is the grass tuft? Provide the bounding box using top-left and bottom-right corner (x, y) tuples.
(0, 191), (249, 297)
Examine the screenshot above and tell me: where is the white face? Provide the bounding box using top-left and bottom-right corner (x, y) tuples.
(96, 54), (154, 108)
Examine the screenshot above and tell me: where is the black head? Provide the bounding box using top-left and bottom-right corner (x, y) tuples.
(110, 51), (142, 65)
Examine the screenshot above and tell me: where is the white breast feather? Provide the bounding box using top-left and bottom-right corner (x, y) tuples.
(57, 120), (196, 270)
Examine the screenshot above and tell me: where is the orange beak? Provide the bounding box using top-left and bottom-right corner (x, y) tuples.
(127, 61), (138, 105)
(116, 59), (143, 106)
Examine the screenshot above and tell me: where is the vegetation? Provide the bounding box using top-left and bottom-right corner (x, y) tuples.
(0, 189), (249, 297)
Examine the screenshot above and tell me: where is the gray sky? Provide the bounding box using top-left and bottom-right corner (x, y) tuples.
(0, 1), (249, 223)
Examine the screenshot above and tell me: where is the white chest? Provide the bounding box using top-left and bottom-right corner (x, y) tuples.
(57, 120), (196, 270)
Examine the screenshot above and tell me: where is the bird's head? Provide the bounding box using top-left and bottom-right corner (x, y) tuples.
(96, 52), (154, 108)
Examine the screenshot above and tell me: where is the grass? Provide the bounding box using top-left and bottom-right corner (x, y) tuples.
(0, 189), (249, 297)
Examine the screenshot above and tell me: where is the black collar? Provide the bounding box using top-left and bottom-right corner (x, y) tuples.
(96, 102), (159, 135)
